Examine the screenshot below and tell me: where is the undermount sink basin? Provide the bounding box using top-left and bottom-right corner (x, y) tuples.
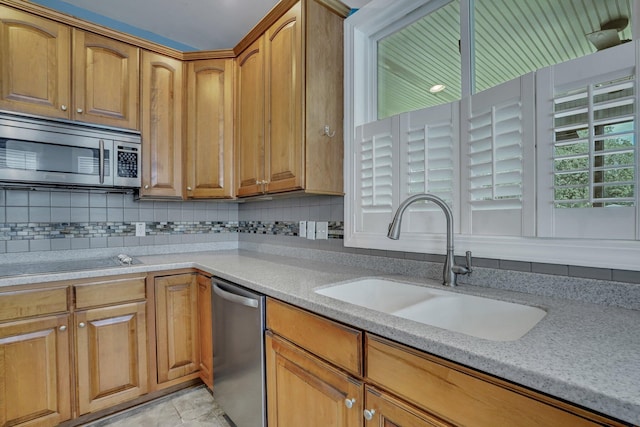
(315, 278), (546, 341)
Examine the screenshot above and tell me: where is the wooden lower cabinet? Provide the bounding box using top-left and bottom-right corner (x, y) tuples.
(75, 301), (148, 415)
(366, 334), (621, 427)
(364, 386), (451, 427)
(197, 274), (213, 389)
(0, 314), (71, 427)
(266, 299), (626, 427)
(154, 272), (200, 385)
(266, 332), (363, 427)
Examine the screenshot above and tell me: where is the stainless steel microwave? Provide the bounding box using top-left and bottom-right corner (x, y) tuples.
(0, 113), (141, 189)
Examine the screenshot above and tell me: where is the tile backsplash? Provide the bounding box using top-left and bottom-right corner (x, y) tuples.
(0, 190), (343, 253)
(0, 188), (637, 286)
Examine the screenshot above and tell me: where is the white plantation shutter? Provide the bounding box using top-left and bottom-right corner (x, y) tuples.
(537, 42), (638, 240)
(353, 116), (399, 235)
(461, 74), (535, 236)
(399, 102), (460, 234)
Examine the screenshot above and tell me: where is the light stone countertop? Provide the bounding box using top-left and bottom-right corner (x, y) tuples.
(1, 249), (638, 425)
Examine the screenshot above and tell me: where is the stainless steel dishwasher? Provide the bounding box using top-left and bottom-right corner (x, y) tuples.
(212, 278), (266, 427)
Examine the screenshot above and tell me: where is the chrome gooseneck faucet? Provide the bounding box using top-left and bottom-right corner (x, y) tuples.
(387, 193), (472, 286)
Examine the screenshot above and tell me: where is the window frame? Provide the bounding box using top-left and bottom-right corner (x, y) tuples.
(344, 0), (640, 271)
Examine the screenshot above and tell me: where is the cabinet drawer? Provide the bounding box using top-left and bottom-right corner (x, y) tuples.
(0, 287), (69, 321)
(366, 334), (620, 427)
(266, 298), (362, 375)
(75, 275), (146, 309)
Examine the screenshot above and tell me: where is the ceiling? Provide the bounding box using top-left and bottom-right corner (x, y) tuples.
(29, 0), (370, 51)
(377, 0), (634, 118)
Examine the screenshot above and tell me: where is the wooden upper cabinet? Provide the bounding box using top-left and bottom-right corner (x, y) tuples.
(72, 29), (139, 130)
(265, 3), (303, 194)
(236, 37), (265, 197)
(185, 59), (234, 198)
(235, 0), (345, 198)
(0, 6), (71, 119)
(302, 0), (344, 195)
(140, 51), (184, 199)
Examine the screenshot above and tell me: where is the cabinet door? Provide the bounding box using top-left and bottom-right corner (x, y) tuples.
(185, 59), (234, 198)
(140, 51), (184, 198)
(0, 315), (71, 427)
(75, 302), (148, 415)
(72, 30), (139, 129)
(197, 274), (213, 389)
(364, 386), (451, 427)
(266, 332), (363, 427)
(236, 37), (266, 197)
(0, 6), (71, 119)
(155, 273), (200, 383)
(265, 2), (303, 193)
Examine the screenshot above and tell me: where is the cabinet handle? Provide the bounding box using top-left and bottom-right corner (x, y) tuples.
(78, 322), (86, 328)
(187, 186), (192, 191)
(144, 185), (149, 189)
(322, 124), (336, 138)
(60, 105), (68, 111)
(344, 398), (356, 409)
(77, 108), (83, 114)
(59, 325), (67, 332)
(363, 409), (375, 421)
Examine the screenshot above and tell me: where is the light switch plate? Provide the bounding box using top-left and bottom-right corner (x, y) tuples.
(135, 222), (146, 237)
(299, 221), (307, 238)
(316, 221), (328, 240)
(306, 221), (316, 240)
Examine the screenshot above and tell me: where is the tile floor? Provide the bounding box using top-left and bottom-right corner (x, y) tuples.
(84, 386), (233, 427)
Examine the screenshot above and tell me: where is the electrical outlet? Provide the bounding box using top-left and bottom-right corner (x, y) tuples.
(135, 222), (146, 237)
(299, 221), (307, 238)
(306, 221), (316, 240)
(316, 221), (328, 240)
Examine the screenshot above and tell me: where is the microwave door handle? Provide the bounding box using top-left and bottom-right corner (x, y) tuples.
(99, 139), (105, 184)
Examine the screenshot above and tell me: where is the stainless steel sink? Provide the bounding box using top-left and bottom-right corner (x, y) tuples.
(315, 278), (546, 341)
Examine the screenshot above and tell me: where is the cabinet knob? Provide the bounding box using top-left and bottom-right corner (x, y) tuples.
(363, 409), (376, 421)
(187, 186), (192, 191)
(59, 325), (67, 332)
(344, 398), (356, 409)
(77, 108), (83, 114)
(144, 185), (149, 189)
(78, 322), (86, 328)
(60, 105), (68, 111)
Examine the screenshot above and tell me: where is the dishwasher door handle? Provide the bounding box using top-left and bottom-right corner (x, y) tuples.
(213, 283), (259, 308)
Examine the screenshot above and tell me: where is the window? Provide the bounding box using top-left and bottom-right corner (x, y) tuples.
(372, 0), (633, 119)
(474, 0), (633, 93)
(377, 0), (460, 118)
(345, 0), (640, 270)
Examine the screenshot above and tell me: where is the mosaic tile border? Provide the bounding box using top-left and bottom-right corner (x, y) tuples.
(0, 221), (344, 241)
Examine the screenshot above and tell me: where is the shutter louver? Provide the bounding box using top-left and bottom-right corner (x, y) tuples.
(553, 77), (636, 208)
(406, 122), (455, 203)
(360, 130), (394, 210)
(468, 100), (524, 210)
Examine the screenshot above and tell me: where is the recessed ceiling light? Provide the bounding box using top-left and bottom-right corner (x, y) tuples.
(429, 84), (446, 93)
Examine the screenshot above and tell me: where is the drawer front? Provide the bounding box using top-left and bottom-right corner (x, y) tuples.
(266, 298), (362, 375)
(75, 275), (146, 309)
(0, 287), (69, 321)
(366, 334), (618, 427)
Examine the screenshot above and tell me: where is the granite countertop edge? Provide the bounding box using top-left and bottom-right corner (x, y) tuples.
(0, 249), (638, 425)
